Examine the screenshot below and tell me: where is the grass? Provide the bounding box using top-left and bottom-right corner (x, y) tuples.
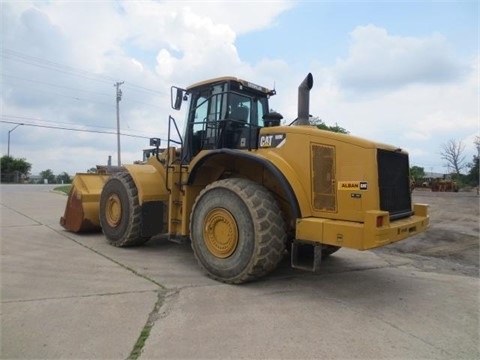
(54, 184), (72, 194)
(127, 291), (166, 360)
(128, 325), (153, 360)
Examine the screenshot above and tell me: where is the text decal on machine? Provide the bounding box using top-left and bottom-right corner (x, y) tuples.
(338, 181), (368, 190)
(258, 133), (286, 148)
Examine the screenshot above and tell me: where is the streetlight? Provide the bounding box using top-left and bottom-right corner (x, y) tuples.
(114, 81), (124, 166)
(7, 123), (24, 157)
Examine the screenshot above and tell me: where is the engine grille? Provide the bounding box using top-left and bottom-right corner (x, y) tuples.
(377, 149), (412, 219)
(312, 144), (336, 212)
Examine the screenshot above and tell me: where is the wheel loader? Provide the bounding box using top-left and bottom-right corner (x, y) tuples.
(60, 73), (429, 284)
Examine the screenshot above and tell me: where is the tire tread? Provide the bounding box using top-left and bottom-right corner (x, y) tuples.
(100, 172), (149, 247)
(190, 178), (286, 284)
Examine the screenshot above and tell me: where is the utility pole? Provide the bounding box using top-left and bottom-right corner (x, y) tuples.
(115, 81), (124, 166)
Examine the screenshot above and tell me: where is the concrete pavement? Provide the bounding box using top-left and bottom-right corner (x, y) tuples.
(1, 185), (159, 359)
(1, 184), (479, 359)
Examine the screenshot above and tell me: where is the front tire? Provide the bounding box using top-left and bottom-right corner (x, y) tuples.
(99, 172), (149, 247)
(190, 178), (287, 284)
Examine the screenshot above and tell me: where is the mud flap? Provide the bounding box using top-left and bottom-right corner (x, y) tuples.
(291, 241), (322, 272)
(141, 201), (166, 237)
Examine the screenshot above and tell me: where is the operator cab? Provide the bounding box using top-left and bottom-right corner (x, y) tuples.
(172, 77), (278, 162)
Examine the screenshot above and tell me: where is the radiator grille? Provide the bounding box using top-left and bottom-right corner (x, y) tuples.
(377, 149), (412, 219)
(312, 145), (336, 212)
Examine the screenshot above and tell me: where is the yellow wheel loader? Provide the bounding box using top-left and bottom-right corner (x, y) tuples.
(60, 73), (429, 284)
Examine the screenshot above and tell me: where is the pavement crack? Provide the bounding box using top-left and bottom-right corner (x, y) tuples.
(0, 203), (43, 225)
(127, 289), (178, 360)
(49, 226), (166, 289)
(373, 315), (455, 357)
(2, 290), (157, 304)
(312, 293), (455, 358)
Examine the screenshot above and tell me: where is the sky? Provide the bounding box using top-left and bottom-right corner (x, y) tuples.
(1, 0), (478, 176)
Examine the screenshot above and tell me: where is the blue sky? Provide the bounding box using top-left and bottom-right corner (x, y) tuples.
(237, 2), (477, 64)
(1, 1), (478, 175)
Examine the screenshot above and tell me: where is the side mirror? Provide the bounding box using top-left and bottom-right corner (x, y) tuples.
(171, 86), (184, 110)
(150, 138), (161, 147)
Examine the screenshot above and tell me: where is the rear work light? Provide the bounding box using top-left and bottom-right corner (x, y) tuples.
(376, 216), (384, 228)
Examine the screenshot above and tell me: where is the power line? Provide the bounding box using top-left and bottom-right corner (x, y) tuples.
(1, 73), (111, 97)
(3, 48), (165, 96)
(0, 83), (112, 107)
(1, 114), (157, 137)
(0, 119), (163, 140)
(2, 49), (115, 84)
(1, 115), (157, 137)
(2, 114), (134, 133)
(1, 74), (163, 109)
(124, 81), (164, 96)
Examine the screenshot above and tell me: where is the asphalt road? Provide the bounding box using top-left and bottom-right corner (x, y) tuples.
(1, 184), (479, 359)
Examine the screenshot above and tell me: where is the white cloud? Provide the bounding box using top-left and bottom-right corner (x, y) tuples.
(1, 0), (295, 174)
(130, 59), (144, 72)
(403, 131), (431, 141)
(298, 36), (478, 173)
(172, 1), (295, 35)
(335, 25), (469, 93)
(155, 49), (175, 77)
(1, 2), (476, 177)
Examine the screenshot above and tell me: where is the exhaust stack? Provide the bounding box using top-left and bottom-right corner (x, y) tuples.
(296, 73), (313, 125)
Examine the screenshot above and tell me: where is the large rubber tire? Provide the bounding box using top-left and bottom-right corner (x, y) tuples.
(99, 172), (150, 247)
(190, 178), (287, 284)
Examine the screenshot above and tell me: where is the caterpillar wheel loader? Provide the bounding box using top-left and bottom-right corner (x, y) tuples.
(60, 73), (429, 284)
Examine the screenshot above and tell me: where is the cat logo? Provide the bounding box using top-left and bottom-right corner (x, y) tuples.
(258, 133), (286, 148)
(259, 135), (273, 147)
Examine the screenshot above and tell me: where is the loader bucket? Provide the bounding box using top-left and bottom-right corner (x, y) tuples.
(60, 173), (110, 232)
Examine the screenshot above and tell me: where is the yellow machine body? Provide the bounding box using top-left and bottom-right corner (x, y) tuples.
(60, 73), (429, 282)
(159, 125), (429, 251)
(61, 122), (429, 251)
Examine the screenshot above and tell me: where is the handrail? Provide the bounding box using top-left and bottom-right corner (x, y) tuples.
(166, 115), (184, 194)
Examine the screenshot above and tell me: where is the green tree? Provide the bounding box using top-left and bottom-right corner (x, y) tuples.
(410, 166), (425, 180)
(466, 155), (479, 187)
(40, 169), (56, 184)
(310, 116), (349, 134)
(1, 155), (31, 183)
(56, 172), (72, 184)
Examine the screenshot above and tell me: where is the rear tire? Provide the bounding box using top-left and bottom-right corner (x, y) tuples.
(99, 172), (150, 247)
(190, 178), (286, 284)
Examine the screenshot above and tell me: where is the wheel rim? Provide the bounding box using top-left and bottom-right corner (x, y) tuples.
(105, 193), (122, 227)
(203, 208), (238, 258)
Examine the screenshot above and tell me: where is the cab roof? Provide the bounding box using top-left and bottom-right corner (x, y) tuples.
(187, 76), (275, 95)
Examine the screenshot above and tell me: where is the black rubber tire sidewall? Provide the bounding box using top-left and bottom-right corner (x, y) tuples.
(100, 176), (132, 243)
(190, 178), (286, 283)
(191, 187), (255, 280)
(99, 172), (148, 247)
